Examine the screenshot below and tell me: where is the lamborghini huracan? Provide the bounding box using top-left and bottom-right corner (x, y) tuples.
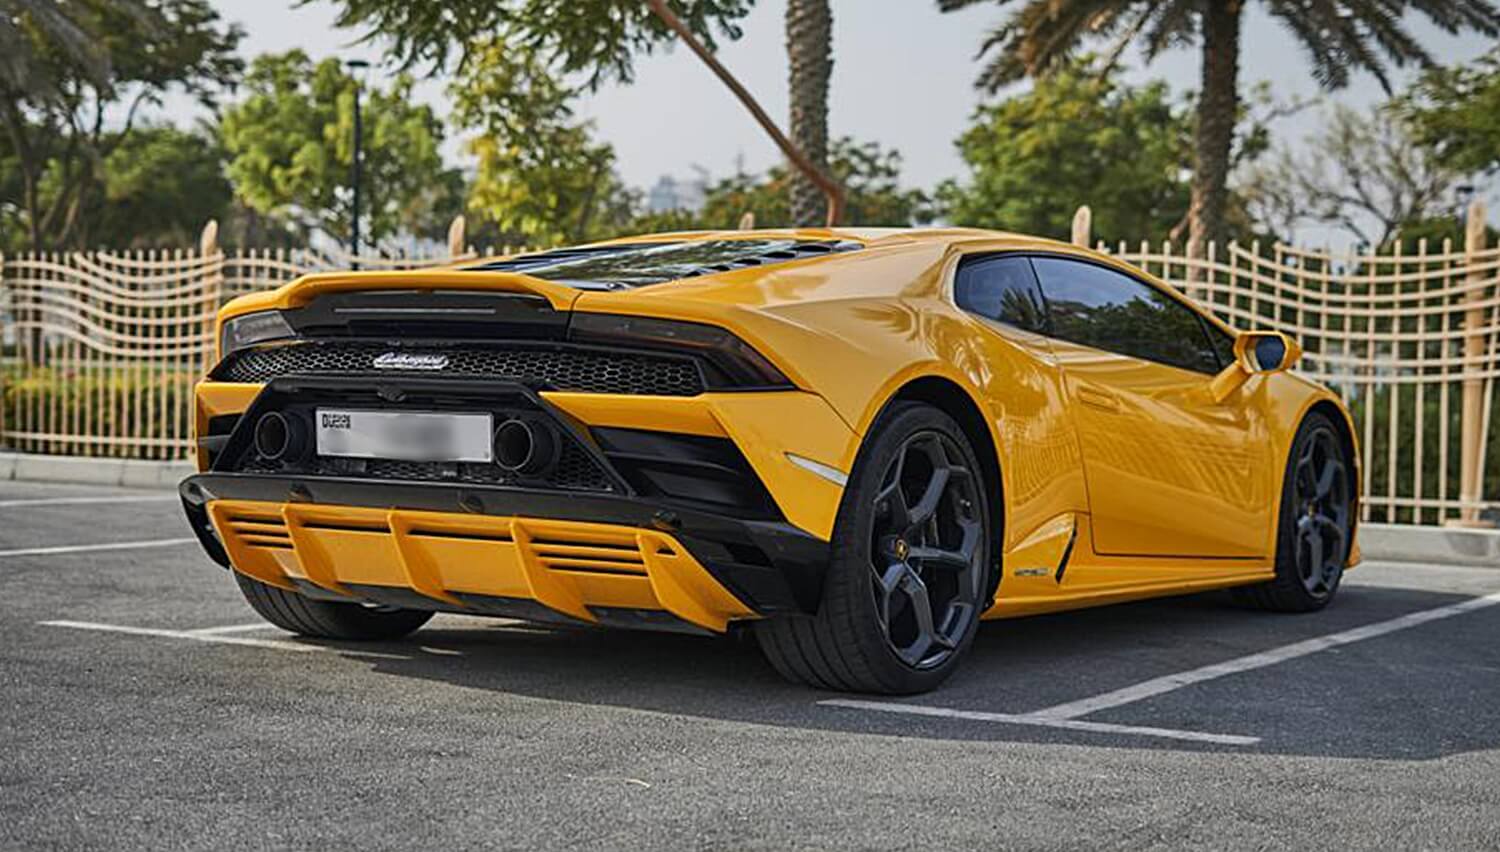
(180, 228), (1359, 694)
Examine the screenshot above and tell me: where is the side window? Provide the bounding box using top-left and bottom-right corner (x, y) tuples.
(1031, 256), (1220, 374)
(1202, 319), (1236, 370)
(954, 255), (1047, 333)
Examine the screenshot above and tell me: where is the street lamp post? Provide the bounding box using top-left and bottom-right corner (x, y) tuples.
(345, 59), (371, 266)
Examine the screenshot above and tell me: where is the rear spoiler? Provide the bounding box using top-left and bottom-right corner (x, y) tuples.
(220, 267), (584, 319)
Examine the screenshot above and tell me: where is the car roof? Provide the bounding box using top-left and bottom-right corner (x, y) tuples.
(470, 226), (1076, 259)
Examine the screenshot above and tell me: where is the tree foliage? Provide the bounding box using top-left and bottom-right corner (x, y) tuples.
(1398, 47), (1500, 176)
(690, 138), (932, 229)
(450, 40), (636, 248)
(936, 0), (1500, 249)
(312, 0), (751, 85)
(220, 51), (456, 247)
(1239, 104), (1459, 247)
(0, 0), (242, 249)
(90, 124), (230, 249)
(938, 62), (1191, 243)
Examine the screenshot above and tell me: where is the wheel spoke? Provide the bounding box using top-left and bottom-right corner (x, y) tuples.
(907, 545), (969, 569)
(1315, 458), (1344, 500)
(1295, 446), (1317, 494)
(1297, 514), (1324, 590)
(908, 466), (952, 528)
(875, 480), (911, 531)
(873, 561), (905, 627)
(908, 520), (980, 574)
(897, 570), (938, 666)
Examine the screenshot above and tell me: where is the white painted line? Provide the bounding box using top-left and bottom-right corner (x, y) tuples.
(41, 620), (321, 652)
(1029, 590), (1500, 722)
(0, 537), (196, 559)
(819, 699), (1259, 746)
(0, 495), (178, 508)
(419, 645), (464, 656)
(40, 619), (415, 660)
(186, 622), (279, 635)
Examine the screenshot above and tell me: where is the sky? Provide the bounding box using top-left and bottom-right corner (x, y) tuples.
(160, 0), (1497, 244)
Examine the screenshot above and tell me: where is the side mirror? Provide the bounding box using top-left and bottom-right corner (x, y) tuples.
(1210, 330), (1302, 402)
(1237, 330), (1301, 373)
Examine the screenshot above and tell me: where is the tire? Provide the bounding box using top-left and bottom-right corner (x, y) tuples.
(1232, 412), (1353, 612)
(755, 402), (994, 694)
(234, 572), (433, 640)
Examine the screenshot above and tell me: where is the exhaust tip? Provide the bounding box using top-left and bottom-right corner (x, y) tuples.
(254, 411), (303, 462)
(494, 418), (556, 474)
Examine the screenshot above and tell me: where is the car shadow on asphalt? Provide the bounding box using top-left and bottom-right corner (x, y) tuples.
(317, 583), (1500, 761)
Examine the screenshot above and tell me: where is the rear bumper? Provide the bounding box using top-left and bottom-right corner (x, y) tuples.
(180, 472), (831, 633)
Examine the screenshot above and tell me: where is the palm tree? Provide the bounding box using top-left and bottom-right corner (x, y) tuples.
(645, 0), (844, 226)
(937, 0), (1500, 250)
(786, 0), (834, 226)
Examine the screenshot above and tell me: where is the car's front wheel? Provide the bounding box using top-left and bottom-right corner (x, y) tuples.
(234, 573), (433, 640)
(1233, 412), (1353, 612)
(755, 402), (993, 694)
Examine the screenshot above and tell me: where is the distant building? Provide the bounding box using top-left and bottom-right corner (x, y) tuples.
(646, 173), (708, 214)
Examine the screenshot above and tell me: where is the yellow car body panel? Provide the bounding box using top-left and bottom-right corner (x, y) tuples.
(541, 390), (858, 540)
(207, 500), (753, 632)
(193, 227), (1360, 634)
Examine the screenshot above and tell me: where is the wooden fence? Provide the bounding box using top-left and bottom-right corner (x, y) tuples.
(2, 209), (1497, 527)
(0, 218), (518, 462)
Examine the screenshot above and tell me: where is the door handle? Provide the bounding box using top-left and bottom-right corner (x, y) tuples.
(1076, 385), (1121, 412)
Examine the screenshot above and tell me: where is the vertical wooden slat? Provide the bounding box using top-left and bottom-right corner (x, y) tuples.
(1439, 238), (1454, 522)
(48, 251), (60, 454)
(1361, 246), (1377, 523)
(1413, 239), (1428, 524)
(1387, 242), (1401, 521)
(26, 252), (37, 452)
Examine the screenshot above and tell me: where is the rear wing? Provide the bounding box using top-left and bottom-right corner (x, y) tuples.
(220, 267), (584, 320)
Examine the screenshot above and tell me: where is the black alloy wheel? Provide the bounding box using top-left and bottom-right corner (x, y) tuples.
(869, 431), (985, 669)
(755, 402), (993, 694)
(1292, 424), (1350, 599)
(1234, 412), (1353, 612)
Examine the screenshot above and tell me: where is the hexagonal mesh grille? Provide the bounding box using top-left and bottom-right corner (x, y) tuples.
(238, 441), (616, 493)
(215, 341), (704, 396)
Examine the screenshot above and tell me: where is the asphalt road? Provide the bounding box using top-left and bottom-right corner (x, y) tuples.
(3, 479), (1500, 850)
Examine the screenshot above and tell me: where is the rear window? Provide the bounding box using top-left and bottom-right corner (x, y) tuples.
(466, 239), (861, 290)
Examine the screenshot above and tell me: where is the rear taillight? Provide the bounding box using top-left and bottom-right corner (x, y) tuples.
(568, 313), (793, 390)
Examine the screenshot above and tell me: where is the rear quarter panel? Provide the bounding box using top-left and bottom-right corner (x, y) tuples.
(575, 240), (1091, 552)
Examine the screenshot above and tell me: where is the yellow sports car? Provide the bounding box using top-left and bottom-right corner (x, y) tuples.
(180, 228), (1359, 694)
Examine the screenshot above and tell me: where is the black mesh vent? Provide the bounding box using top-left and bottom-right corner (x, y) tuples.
(238, 441), (615, 493)
(215, 341), (704, 396)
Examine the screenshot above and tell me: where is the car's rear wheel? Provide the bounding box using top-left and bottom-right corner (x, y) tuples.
(1233, 412), (1352, 612)
(234, 572), (433, 640)
(755, 403), (992, 694)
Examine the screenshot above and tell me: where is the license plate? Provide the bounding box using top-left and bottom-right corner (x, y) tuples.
(315, 409), (494, 463)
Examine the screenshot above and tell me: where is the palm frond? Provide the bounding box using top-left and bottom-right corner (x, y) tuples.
(971, 0), (1155, 90)
(0, 0), (110, 94)
(1267, 0), (1500, 93)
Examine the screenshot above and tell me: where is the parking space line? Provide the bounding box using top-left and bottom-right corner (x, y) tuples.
(0, 496), (179, 508)
(821, 590), (1500, 746)
(185, 623), (279, 635)
(40, 619), (415, 660)
(820, 699), (1261, 746)
(0, 538), (196, 559)
(41, 620), (321, 652)
(1028, 589), (1500, 722)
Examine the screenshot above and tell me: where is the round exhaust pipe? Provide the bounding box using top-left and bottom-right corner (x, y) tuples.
(493, 418), (557, 475)
(253, 411), (306, 463)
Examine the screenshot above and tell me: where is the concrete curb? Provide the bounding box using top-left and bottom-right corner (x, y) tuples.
(1359, 522), (1500, 569)
(0, 452), (192, 491)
